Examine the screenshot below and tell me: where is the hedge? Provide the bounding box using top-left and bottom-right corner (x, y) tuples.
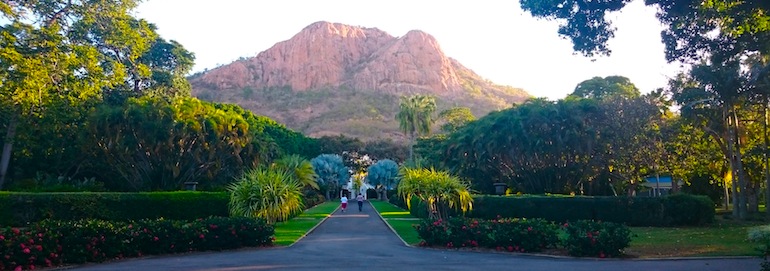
(402, 194), (714, 227)
(0, 192), (230, 227)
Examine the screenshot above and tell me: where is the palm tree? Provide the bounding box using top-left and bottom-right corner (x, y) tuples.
(273, 155), (319, 190)
(397, 167), (472, 220)
(396, 94), (437, 162)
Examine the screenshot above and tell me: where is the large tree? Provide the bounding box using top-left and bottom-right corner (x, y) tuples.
(0, 0), (194, 188)
(396, 94), (437, 162)
(569, 76), (641, 100)
(519, 0), (770, 61)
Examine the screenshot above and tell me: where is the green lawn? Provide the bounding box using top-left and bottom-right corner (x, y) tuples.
(627, 220), (762, 258)
(273, 201), (338, 246)
(369, 200), (422, 245)
(276, 200), (765, 257)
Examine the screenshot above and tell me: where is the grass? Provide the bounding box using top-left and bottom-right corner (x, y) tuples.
(368, 200), (766, 258)
(274, 200), (766, 258)
(272, 201), (338, 246)
(627, 219), (763, 258)
(369, 200), (422, 245)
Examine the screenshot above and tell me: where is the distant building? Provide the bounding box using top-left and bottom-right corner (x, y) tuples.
(641, 176), (681, 197)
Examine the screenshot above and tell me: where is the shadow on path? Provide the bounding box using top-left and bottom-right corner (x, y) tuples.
(71, 201), (762, 271)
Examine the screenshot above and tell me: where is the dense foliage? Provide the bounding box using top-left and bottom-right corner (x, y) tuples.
(0, 217), (273, 270)
(311, 154), (350, 199)
(228, 168), (304, 224)
(397, 168), (473, 220)
(0, 192), (229, 227)
(415, 217), (630, 257)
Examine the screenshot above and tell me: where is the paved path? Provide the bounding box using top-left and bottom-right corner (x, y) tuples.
(71, 202), (762, 271)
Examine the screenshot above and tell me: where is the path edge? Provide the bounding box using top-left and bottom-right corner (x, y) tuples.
(285, 203), (340, 248)
(370, 200), (414, 248)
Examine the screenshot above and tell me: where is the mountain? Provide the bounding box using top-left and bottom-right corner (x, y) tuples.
(189, 21), (530, 141)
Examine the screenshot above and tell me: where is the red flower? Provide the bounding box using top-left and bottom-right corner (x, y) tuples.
(199, 234), (205, 239)
(507, 246), (514, 252)
(12, 228), (20, 235)
(36, 245), (42, 251)
(599, 252), (606, 258)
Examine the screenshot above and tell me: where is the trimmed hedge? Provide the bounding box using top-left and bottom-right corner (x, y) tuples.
(405, 194), (714, 227)
(0, 192), (229, 227)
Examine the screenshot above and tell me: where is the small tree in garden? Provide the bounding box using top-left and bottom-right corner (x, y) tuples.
(273, 155), (319, 190)
(397, 168), (473, 220)
(227, 168), (304, 224)
(366, 159), (399, 200)
(311, 154), (350, 199)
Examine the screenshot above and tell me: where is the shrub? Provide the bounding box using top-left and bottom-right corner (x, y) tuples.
(466, 194), (714, 227)
(561, 220), (631, 258)
(397, 168), (472, 220)
(228, 168), (304, 224)
(0, 192), (229, 227)
(0, 217), (273, 270)
(662, 193), (715, 226)
(415, 217), (559, 252)
(486, 218), (559, 252)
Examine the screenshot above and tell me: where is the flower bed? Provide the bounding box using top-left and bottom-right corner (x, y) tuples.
(415, 217), (630, 257)
(0, 217), (273, 270)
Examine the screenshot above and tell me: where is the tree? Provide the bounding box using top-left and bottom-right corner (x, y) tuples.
(519, 0), (770, 61)
(396, 94), (437, 162)
(397, 168), (473, 221)
(366, 159), (400, 200)
(669, 56), (752, 218)
(227, 167), (304, 224)
(569, 76), (641, 100)
(437, 107), (476, 133)
(310, 154), (350, 200)
(0, 0), (194, 188)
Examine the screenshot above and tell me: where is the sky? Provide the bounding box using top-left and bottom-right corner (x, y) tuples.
(135, 0), (684, 101)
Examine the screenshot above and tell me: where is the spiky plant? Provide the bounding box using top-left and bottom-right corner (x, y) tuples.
(228, 167), (304, 224)
(397, 167), (473, 220)
(273, 155), (319, 190)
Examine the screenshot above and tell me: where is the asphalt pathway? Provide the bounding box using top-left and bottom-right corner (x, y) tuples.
(71, 202), (762, 271)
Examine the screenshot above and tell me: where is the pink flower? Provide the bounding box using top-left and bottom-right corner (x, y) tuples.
(153, 236), (159, 241)
(199, 234), (205, 239)
(36, 245), (42, 251)
(23, 248), (30, 254)
(12, 228), (20, 235)
(0, 235), (4, 240)
(14, 265), (22, 271)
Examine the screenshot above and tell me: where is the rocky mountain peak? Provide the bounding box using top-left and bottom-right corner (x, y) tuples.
(189, 22), (530, 140)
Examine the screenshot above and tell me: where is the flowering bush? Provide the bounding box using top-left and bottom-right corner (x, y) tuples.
(415, 217), (558, 252)
(0, 217), (273, 270)
(561, 220), (631, 258)
(486, 218), (559, 252)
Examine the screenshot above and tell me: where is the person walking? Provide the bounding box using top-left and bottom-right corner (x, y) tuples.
(340, 194), (348, 213)
(356, 193), (365, 212)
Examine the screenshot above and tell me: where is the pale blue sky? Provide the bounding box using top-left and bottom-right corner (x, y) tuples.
(135, 0), (682, 100)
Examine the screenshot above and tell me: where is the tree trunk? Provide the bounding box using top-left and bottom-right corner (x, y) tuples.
(764, 95), (770, 217)
(731, 108), (749, 219)
(0, 116), (17, 189)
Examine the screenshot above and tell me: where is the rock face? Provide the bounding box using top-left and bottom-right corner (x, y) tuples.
(190, 21), (530, 141)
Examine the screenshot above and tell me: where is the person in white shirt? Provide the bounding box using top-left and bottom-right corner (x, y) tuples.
(340, 195), (348, 212)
